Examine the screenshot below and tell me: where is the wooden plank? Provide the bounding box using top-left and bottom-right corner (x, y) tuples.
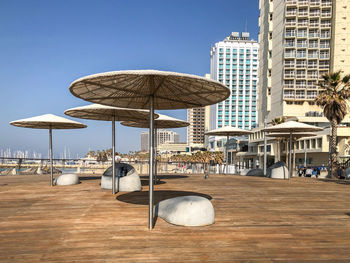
(0, 174), (350, 262)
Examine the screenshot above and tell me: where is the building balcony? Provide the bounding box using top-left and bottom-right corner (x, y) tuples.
(309, 33), (319, 38)
(319, 64), (329, 69)
(284, 84), (295, 89)
(296, 63), (306, 68)
(299, 0), (309, 5)
(297, 43), (307, 48)
(296, 74), (306, 79)
(307, 85), (318, 89)
(320, 34), (331, 39)
(298, 11), (309, 17)
(306, 94), (318, 99)
(320, 54), (329, 59)
(309, 12), (320, 17)
(308, 54), (318, 59)
(284, 53), (296, 58)
(310, 0), (320, 6)
(309, 23), (319, 27)
(321, 23), (331, 28)
(285, 74), (295, 78)
(296, 85), (307, 89)
(321, 12), (331, 17)
(321, 1), (332, 6)
(309, 43), (319, 48)
(286, 21), (296, 26)
(308, 64), (318, 69)
(297, 33), (308, 38)
(283, 94), (295, 99)
(308, 74), (319, 79)
(286, 0), (297, 4)
(286, 11), (297, 16)
(285, 32), (296, 37)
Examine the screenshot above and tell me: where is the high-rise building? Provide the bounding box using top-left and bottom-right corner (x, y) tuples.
(140, 129), (180, 151)
(258, 0), (350, 125)
(187, 74), (213, 149)
(210, 32), (259, 130)
(187, 107), (205, 146)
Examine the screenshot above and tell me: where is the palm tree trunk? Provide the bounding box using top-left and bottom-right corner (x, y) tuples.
(330, 118), (338, 178)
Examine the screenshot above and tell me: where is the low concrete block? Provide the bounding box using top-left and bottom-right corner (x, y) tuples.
(156, 195), (215, 227)
(55, 173), (80, 185)
(246, 168), (265, 177)
(101, 163), (141, 192)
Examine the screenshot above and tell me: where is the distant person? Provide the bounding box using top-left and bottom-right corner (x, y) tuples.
(305, 167), (313, 177)
(312, 168), (317, 178)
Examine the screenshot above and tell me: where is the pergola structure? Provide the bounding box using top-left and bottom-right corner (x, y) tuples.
(69, 70), (230, 229)
(10, 114), (86, 186)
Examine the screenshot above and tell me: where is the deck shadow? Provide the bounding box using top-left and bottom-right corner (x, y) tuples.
(140, 175), (189, 180)
(116, 190), (212, 205)
(141, 180), (166, 186)
(79, 176), (101, 181)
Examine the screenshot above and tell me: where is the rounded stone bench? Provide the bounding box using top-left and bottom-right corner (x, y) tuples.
(54, 173), (80, 186)
(267, 161), (289, 179)
(155, 196), (215, 226)
(101, 163), (141, 192)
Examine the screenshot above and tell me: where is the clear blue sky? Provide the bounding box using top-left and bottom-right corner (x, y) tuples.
(0, 0), (259, 158)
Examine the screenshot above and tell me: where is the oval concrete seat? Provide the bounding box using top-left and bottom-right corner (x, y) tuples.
(101, 163), (141, 192)
(156, 195), (215, 226)
(267, 161), (289, 179)
(55, 173), (80, 185)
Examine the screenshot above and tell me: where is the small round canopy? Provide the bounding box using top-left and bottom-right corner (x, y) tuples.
(266, 132), (316, 139)
(64, 104), (158, 121)
(10, 114), (87, 129)
(262, 121), (323, 133)
(69, 70), (230, 110)
(121, 114), (189, 129)
(205, 126), (253, 136)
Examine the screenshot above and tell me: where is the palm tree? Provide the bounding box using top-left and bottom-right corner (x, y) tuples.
(315, 71), (350, 178)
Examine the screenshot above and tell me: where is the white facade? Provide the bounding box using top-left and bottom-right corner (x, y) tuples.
(210, 32), (259, 131)
(140, 129), (180, 151)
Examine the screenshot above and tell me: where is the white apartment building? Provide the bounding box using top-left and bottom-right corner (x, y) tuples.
(210, 32), (259, 131)
(258, 0), (350, 125)
(140, 129), (180, 151)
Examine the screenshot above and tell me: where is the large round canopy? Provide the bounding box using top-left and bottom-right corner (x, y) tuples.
(10, 114), (87, 129)
(121, 114), (189, 129)
(69, 70), (230, 110)
(205, 126), (253, 136)
(262, 121), (323, 133)
(266, 132), (317, 139)
(64, 104), (158, 121)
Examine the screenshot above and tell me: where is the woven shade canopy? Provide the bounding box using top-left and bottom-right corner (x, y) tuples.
(121, 114), (189, 129)
(69, 70), (230, 110)
(205, 126), (253, 136)
(266, 132), (316, 139)
(68, 69), (230, 230)
(262, 121), (323, 133)
(205, 126), (252, 175)
(10, 114), (87, 129)
(64, 104), (158, 121)
(10, 114), (86, 187)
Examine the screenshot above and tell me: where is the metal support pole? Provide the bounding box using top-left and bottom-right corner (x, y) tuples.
(304, 142), (307, 167)
(263, 118), (267, 176)
(112, 116), (116, 194)
(148, 96), (154, 230)
(289, 132), (292, 180)
(293, 138), (296, 177)
(154, 127), (157, 184)
(226, 135), (229, 174)
(49, 127), (53, 186)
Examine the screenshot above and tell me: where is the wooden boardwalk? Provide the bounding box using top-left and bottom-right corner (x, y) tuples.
(0, 173), (350, 262)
